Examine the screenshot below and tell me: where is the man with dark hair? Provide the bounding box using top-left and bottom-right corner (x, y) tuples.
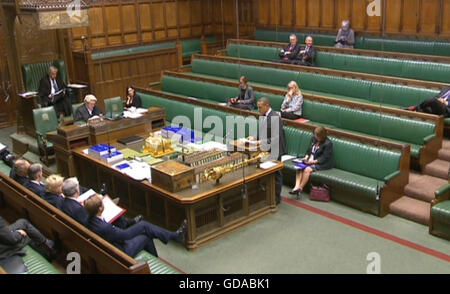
(9, 158), (30, 186)
(0, 215), (56, 264)
(403, 86), (450, 117)
(84, 194), (187, 258)
(24, 163), (46, 197)
(38, 66), (72, 117)
(248, 97), (286, 205)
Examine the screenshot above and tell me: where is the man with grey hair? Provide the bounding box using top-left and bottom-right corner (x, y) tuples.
(38, 65), (72, 117)
(9, 158), (30, 186)
(335, 20), (355, 48)
(74, 94), (104, 122)
(275, 34), (301, 64)
(24, 163), (46, 197)
(61, 177), (89, 225)
(61, 177), (143, 228)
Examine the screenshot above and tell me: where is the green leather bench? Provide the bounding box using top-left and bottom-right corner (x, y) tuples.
(227, 43), (450, 83)
(22, 59), (68, 93)
(182, 36), (217, 59)
(135, 251), (182, 274)
(161, 75), (436, 162)
(283, 126), (403, 216)
(138, 90), (406, 216)
(22, 245), (60, 274)
(254, 29), (450, 57)
(191, 58), (440, 109)
(91, 42), (176, 60)
(430, 183), (450, 240)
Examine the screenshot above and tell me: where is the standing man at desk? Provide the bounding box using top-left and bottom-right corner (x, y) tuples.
(248, 97), (286, 205)
(74, 94), (103, 122)
(38, 66), (72, 117)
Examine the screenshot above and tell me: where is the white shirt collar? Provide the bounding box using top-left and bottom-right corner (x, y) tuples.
(265, 108), (272, 117)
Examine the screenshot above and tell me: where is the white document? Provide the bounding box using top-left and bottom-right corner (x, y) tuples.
(67, 84), (87, 89)
(259, 161), (278, 170)
(123, 111), (143, 119)
(102, 196), (126, 223)
(77, 188), (96, 203)
(18, 92), (38, 98)
(281, 155), (296, 162)
(136, 108), (148, 114)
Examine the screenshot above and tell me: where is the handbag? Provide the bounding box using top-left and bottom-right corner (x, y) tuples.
(310, 184), (330, 202)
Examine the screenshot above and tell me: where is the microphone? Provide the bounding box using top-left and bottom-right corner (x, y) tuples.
(242, 155), (247, 200)
(100, 183), (107, 196)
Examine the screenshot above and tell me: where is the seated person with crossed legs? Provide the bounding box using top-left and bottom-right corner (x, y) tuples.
(292, 36), (317, 67)
(85, 194), (187, 258)
(227, 76), (256, 111)
(290, 127), (333, 197)
(274, 34), (301, 64)
(403, 86), (450, 118)
(280, 81), (304, 120)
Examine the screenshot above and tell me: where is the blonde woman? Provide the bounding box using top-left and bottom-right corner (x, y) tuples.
(281, 81), (303, 120)
(43, 174), (65, 209)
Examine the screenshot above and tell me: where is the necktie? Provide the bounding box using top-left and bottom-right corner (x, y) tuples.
(52, 79), (59, 92)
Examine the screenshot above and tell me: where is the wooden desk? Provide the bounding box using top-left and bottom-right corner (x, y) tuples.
(17, 94), (39, 138)
(71, 142), (282, 251)
(47, 107), (166, 177)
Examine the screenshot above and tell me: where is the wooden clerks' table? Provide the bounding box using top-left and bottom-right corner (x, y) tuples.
(71, 140), (282, 251)
(47, 107), (165, 177)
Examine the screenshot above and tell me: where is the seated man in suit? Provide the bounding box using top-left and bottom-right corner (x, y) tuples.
(293, 36), (317, 67)
(43, 174), (65, 209)
(38, 66), (72, 118)
(84, 194), (187, 258)
(0, 215), (56, 264)
(61, 177), (142, 228)
(24, 163), (46, 198)
(74, 94), (104, 122)
(403, 86), (450, 117)
(9, 158), (30, 186)
(274, 34), (301, 64)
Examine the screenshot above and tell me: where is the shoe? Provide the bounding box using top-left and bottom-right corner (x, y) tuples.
(176, 219), (188, 244)
(42, 239), (58, 260)
(289, 188), (302, 195)
(402, 106), (416, 111)
(129, 215), (143, 226)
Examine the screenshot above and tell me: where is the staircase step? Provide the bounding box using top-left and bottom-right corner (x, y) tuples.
(438, 148), (450, 162)
(442, 139), (450, 150)
(404, 172), (447, 202)
(423, 159), (450, 180)
(389, 196), (430, 226)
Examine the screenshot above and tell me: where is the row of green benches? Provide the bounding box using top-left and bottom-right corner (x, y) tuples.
(160, 74), (441, 170)
(138, 88), (409, 217)
(0, 161), (181, 274)
(254, 29), (450, 57)
(190, 55), (450, 131)
(138, 88), (450, 239)
(226, 41), (450, 83)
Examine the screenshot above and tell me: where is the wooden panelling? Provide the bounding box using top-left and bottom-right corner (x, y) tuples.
(255, 0), (450, 38)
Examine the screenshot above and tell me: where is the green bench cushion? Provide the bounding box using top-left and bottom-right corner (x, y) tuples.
(0, 161), (11, 175)
(431, 201), (450, 224)
(134, 250), (182, 274)
(22, 245), (60, 274)
(91, 42), (176, 60)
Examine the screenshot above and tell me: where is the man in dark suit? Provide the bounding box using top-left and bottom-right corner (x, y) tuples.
(38, 66), (72, 117)
(404, 86), (450, 117)
(248, 97), (286, 205)
(0, 215), (56, 263)
(275, 34), (301, 64)
(84, 194), (187, 258)
(43, 174), (65, 209)
(9, 158), (30, 186)
(24, 163), (46, 197)
(61, 177), (142, 228)
(293, 36), (317, 67)
(74, 94), (104, 122)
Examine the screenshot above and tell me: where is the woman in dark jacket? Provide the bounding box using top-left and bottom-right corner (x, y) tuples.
(227, 76), (256, 110)
(125, 85), (142, 108)
(289, 126), (333, 196)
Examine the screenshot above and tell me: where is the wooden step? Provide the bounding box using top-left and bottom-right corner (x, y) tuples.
(423, 159), (450, 180)
(404, 172), (447, 202)
(389, 196), (430, 226)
